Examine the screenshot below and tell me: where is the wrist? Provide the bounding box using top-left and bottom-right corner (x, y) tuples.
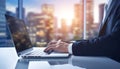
(68, 43), (73, 54)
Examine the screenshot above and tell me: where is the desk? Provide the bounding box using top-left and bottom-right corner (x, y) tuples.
(0, 47), (120, 69)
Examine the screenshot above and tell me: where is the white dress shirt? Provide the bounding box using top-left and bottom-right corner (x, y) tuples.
(67, 0), (112, 54)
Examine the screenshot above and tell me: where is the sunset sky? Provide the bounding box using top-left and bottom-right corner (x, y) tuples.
(6, 0), (107, 26)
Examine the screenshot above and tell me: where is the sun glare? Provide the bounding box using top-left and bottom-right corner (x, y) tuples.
(56, 10), (74, 27)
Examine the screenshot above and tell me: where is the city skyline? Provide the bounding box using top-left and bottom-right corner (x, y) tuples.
(6, 0), (107, 27)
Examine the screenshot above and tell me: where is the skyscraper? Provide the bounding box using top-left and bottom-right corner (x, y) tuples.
(27, 4), (55, 47)
(41, 4), (54, 15)
(41, 4), (55, 42)
(72, 4), (83, 40)
(27, 12), (37, 45)
(0, 0), (7, 46)
(99, 4), (105, 23)
(72, 0), (94, 40)
(16, 0), (25, 20)
(85, 0), (94, 30)
(81, 0), (94, 39)
(61, 18), (68, 40)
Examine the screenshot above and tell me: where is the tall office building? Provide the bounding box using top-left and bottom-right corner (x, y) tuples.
(54, 17), (58, 39)
(27, 4), (55, 46)
(16, 0), (25, 20)
(61, 18), (68, 40)
(0, 0), (7, 46)
(41, 4), (55, 42)
(27, 12), (47, 47)
(41, 4), (54, 15)
(72, 4), (83, 40)
(81, 0), (94, 39)
(83, 0), (94, 30)
(99, 4), (105, 23)
(72, 0), (94, 39)
(27, 12), (37, 45)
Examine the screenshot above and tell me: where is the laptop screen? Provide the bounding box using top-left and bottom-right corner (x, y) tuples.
(6, 15), (32, 53)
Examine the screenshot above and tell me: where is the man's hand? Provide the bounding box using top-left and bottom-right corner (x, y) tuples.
(44, 40), (69, 53)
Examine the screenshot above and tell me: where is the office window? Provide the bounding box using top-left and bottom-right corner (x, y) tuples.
(4, 0), (107, 47)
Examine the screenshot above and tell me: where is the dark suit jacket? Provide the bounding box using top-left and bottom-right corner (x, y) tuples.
(72, 0), (120, 62)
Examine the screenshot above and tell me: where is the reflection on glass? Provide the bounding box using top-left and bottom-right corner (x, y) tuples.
(6, 0), (107, 47)
(6, 15), (32, 53)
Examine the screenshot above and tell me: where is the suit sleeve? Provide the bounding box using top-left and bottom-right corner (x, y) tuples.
(72, 3), (120, 58)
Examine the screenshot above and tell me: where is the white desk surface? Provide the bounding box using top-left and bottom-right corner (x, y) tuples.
(0, 47), (120, 69)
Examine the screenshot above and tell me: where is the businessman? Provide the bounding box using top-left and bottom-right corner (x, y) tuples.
(44, 0), (120, 62)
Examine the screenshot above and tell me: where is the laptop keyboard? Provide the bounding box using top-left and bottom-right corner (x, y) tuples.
(26, 50), (48, 56)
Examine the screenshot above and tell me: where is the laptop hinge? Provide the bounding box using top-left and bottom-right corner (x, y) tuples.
(18, 48), (33, 57)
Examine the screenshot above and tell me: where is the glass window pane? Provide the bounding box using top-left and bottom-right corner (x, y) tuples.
(4, 0), (107, 47)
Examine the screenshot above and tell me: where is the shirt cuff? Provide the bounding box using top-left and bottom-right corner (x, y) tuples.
(68, 43), (73, 54)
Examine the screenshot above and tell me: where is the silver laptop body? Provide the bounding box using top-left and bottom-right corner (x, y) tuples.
(5, 14), (69, 59)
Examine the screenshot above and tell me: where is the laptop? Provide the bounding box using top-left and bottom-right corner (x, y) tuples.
(5, 14), (69, 59)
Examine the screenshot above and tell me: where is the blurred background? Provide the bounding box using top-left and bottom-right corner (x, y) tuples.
(0, 0), (107, 47)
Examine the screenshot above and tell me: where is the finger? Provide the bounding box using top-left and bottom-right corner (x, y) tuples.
(45, 44), (56, 50)
(47, 44), (57, 48)
(48, 41), (57, 45)
(60, 41), (67, 44)
(44, 46), (55, 52)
